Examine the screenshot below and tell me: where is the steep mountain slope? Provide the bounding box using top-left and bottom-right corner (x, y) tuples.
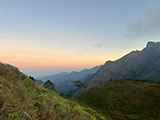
(86, 41), (160, 90)
(37, 65), (103, 94)
(0, 62), (106, 120)
(76, 80), (160, 120)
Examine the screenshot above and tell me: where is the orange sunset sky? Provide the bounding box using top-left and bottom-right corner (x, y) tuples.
(0, 0), (159, 76)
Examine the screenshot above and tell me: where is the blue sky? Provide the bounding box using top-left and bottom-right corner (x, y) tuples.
(0, 0), (160, 76)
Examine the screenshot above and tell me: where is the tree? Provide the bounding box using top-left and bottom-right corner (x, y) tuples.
(74, 81), (85, 89)
(60, 92), (65, 97)
(44, 80), (56, 92)
(29, 76), (35, 81)
(73, 81), (86, 94)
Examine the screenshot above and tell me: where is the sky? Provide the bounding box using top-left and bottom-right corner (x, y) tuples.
(0, 0), (160, 77)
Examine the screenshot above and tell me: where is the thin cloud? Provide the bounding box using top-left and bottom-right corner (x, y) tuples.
(126, 7), (160, 39)
(92, 43), (103, 48)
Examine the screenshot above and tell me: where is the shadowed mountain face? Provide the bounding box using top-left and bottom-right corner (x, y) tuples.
(85, 41), (160, 90)
(37, 65), (105, 94)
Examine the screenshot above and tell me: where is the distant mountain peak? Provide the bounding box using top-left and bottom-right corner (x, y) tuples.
(104, 60), (113, 66)
(146, 41), (160, 49)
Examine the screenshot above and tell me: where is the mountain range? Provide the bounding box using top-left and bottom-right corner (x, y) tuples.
(85, 41), (160, 90)
(37, 65), (104, 94)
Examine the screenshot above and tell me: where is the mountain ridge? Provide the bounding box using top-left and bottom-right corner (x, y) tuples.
(37, 65), (104, 94)
(85, 41), (160, 90)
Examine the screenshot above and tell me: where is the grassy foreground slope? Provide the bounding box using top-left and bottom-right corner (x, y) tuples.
(0, 63), (106, 120)
(75, 80), (160, 120)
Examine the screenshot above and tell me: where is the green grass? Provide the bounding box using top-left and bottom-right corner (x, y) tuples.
(75, 79), (160, 120)
(0, 63), (106, 120)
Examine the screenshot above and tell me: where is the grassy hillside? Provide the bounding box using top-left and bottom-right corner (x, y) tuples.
(75, 80), (160, 120)
(0, 63), (106, 120)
